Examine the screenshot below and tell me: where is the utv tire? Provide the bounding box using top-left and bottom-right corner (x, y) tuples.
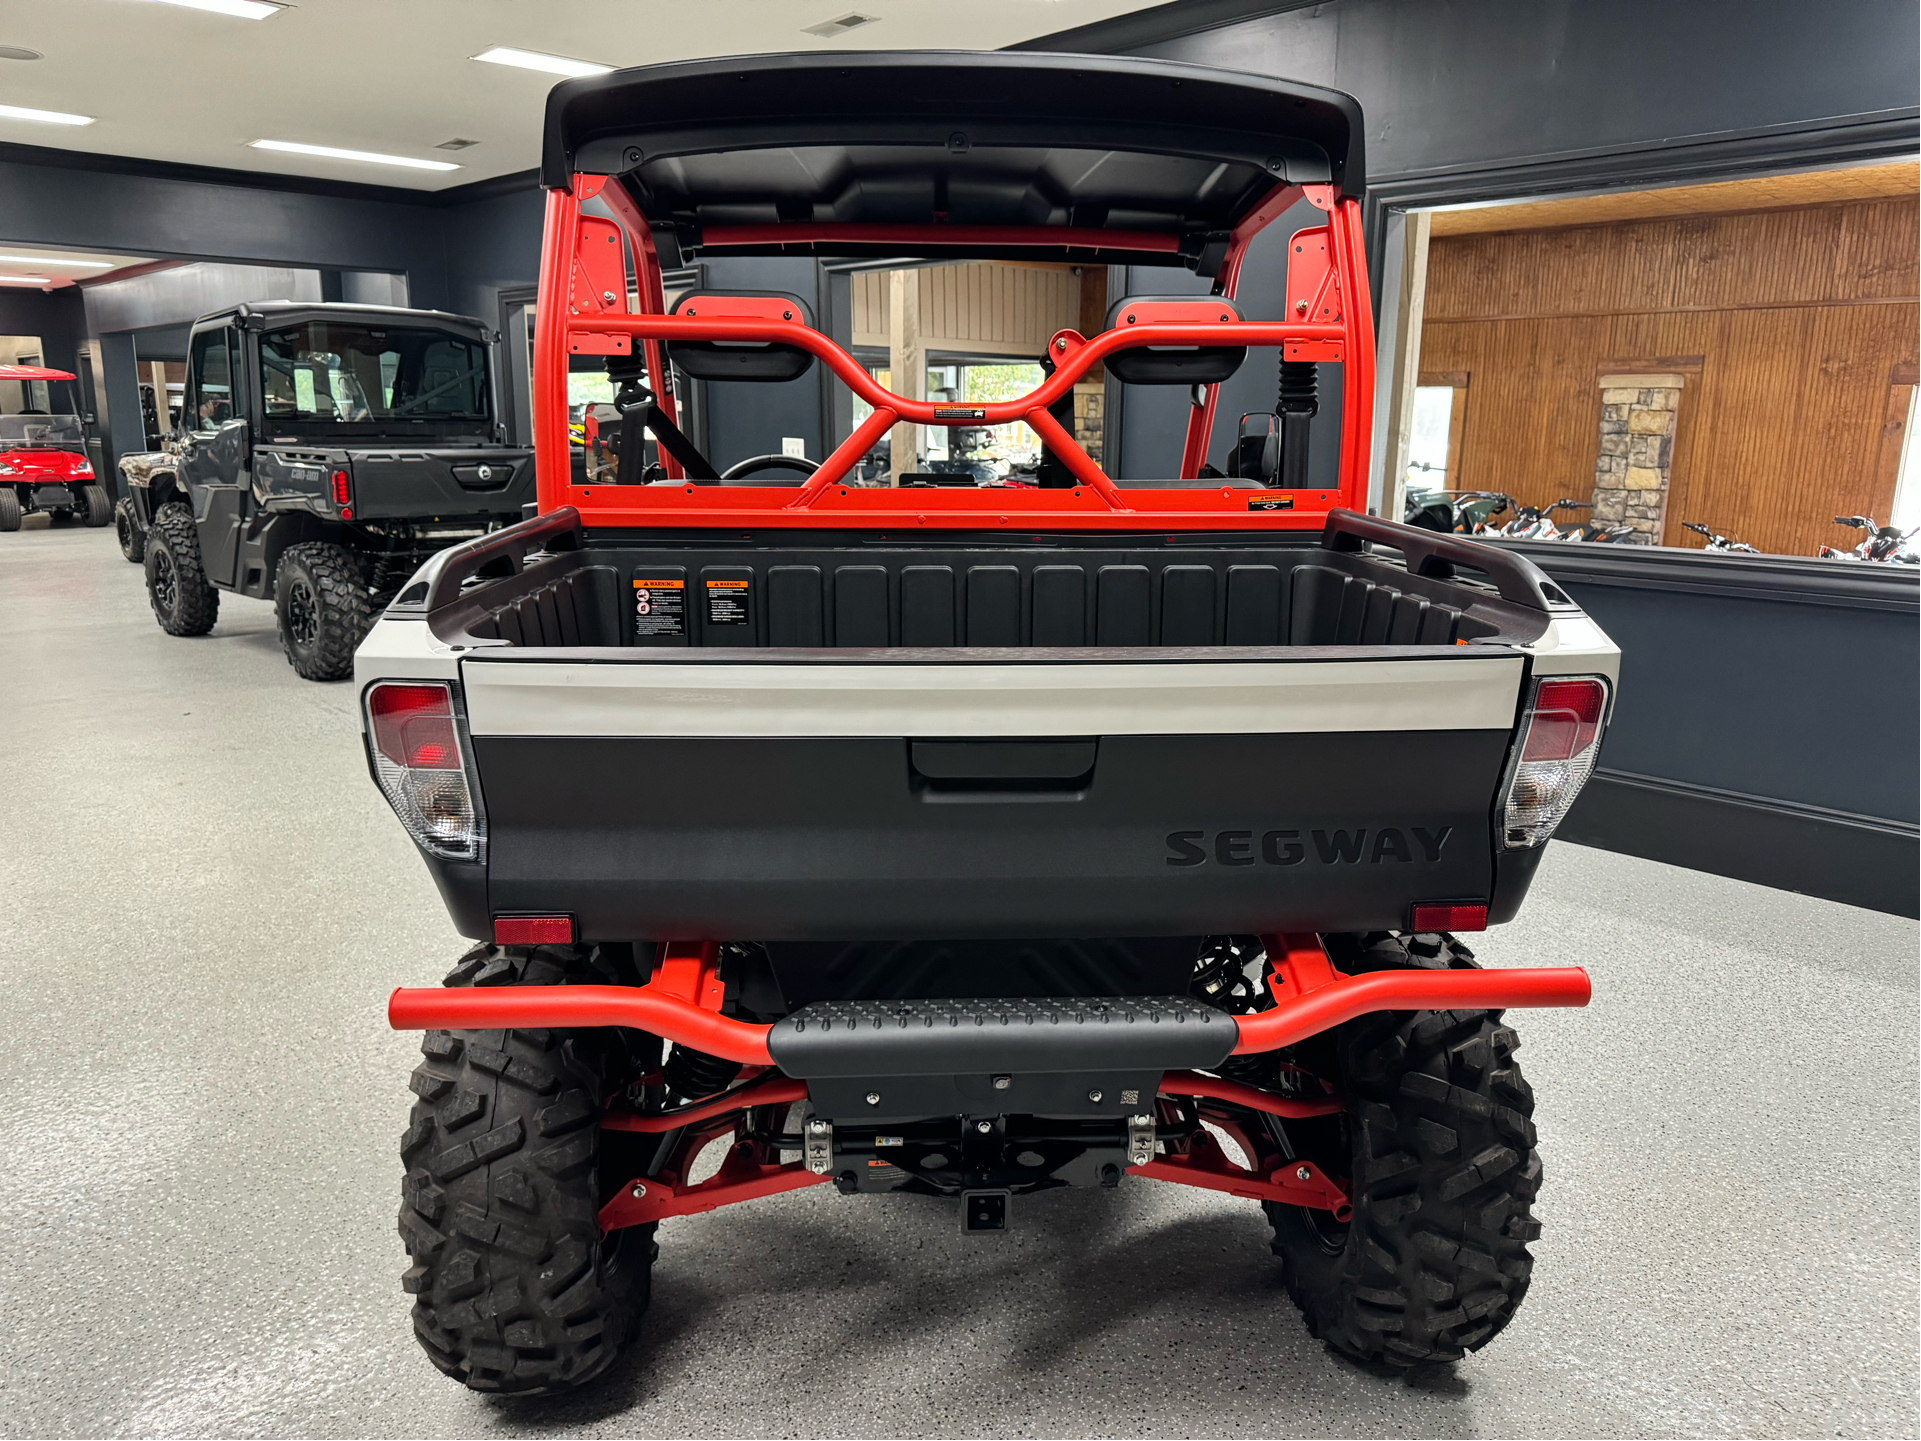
(114, 499), (146, 561)
(274, 542), (372, 682)
(0, 488), (19, 532)
(400, 945), (654, 1395)
(79, 484), (112, 527)
(1266, 932), (1541, 1368)
(143, 502), (219, 636)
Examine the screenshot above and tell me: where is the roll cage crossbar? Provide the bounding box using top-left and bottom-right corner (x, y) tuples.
(533, 176), (1376, 531)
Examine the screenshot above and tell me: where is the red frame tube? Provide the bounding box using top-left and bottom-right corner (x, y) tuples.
(532, 175), (1377, 526)
(387, 982), (774, 1064)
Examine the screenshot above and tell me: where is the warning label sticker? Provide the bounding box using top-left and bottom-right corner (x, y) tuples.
(705, 577), (751, 627)
(1247, 493), (1296, 511)
(632, 577), (685, 637)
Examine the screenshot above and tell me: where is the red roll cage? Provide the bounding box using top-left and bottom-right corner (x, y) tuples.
(531, 176), (1375, 531)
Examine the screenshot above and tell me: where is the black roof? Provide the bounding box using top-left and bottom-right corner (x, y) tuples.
(198, 302), (492, 337)
(543, 51), (1363, 269)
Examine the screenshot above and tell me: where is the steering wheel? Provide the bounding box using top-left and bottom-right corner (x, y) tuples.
(718, 453), (820, 484)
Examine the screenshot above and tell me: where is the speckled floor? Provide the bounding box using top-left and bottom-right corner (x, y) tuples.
(2, 523), (1916, 1439)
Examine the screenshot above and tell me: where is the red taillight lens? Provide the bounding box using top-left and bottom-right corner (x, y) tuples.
(1522, 678), (1607, 761)
(332, 469), (351, 505)
(367, 682), (459, 769)
(493, 915), (575, 946)
(1411, 902), (1488, 933)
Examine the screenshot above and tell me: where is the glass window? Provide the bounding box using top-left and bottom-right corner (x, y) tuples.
(1406, 385), (1455, 493)
(189, 329), (235, 430)
(259, 321), (490, 425)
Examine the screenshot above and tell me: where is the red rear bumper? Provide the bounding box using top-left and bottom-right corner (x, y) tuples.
(386, 934), (1590, 1064)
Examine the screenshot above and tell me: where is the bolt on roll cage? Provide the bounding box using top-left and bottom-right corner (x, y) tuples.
(532, 175), (1376, 530)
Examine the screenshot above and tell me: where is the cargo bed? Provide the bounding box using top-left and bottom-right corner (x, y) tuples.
(357, 508), (1617, 944)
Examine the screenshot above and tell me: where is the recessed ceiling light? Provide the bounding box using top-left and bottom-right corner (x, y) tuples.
(250, 139), (460, 171)
(141, 0), (286, 19)
(802, 12), (878, 37)
(0, 254), (111, 267)
(471, 46), (613, 79)
(0, 102), (93, 126)
(0, 275), (51, 285)
(0, 45), (44, 61)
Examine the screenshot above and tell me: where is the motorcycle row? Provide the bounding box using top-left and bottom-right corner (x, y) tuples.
(1404, 487), (1919, 565)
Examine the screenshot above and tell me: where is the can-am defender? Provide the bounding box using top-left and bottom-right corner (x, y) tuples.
(363, 51), (1617, 1395)
(120, 302), (533, 679)
(0, 364), (109, 532)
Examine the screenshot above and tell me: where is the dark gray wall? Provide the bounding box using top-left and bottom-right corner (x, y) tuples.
(1124, 0), (1918, 187)
(1501, 542), (1919, 916)
(0, 285), (87, 374)
(0, 150), (452, 307)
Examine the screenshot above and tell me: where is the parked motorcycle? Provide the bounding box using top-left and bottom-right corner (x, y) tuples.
(1682, 520), (1760, 554)
(1403, 487), (1512, 535)
(1817, 514), (1919, 564)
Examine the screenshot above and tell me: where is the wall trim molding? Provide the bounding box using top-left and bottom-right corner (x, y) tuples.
(1563, 768), (1919, 916)
(1363, 107), (1921, 309)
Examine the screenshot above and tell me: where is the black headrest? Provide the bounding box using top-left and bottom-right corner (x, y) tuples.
(667, 290), (816, 382)
(1103, 295), (1246, 385)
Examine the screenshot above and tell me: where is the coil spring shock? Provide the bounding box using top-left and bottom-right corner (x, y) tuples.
(662, 1044), (742, 1100)
(1192, 935), (1283, 1088)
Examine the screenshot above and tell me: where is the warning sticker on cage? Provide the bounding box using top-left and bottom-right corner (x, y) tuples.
(932, 406), (986, 421)
(1247, 493), (1296, 511)
(705, 577), (751, 626)
(632, 578), (685, 637)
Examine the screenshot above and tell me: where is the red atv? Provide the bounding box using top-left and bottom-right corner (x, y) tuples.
(362, 50), (1616, 1396)
(0, 364), (110, 532)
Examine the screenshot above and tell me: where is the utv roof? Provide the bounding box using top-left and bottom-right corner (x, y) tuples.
(195, 302), (492, 337)
(543, 50), (1364, 269)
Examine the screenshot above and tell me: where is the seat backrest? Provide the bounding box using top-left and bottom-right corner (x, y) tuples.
(1103, 295), (1247, 385)
(667, 291), (816, 382)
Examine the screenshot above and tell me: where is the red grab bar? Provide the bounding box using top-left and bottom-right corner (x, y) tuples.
(387, 984), (774, 1064)
(1228, 964), (1591, 1055)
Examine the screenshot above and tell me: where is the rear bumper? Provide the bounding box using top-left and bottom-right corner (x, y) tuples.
(386, 934), (1591, 1070)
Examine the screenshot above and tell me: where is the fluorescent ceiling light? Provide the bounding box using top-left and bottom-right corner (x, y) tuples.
(0, 102), (93, 126)
(0, 276), (51, 285)
(472, 46), (613, 78)
(142, 0), (285, 18)
(0, 255), (112, 268)
(250, 139), (460, 171)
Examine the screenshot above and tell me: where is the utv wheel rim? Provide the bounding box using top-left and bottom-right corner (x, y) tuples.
(287, 579), (319, 647)
(152, 551), (177, 612)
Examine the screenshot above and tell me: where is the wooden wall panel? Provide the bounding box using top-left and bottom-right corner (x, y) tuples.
(849, 262), (1080, 359)
(1421, 195), (1919, 557)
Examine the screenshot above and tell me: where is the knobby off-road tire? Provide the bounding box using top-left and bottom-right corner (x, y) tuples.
(79, 484), (112, 527)
(400, 945), (655, 1395)
(114, 498), (145, 561)
(0, 488), (20, 532)
(274, 542), (372, 682)
(143, 502), (219, 636)
(1266, 932), (1541, 1367)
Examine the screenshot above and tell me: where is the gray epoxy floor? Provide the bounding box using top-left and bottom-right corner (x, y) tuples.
(1, 523), (1916, 1440)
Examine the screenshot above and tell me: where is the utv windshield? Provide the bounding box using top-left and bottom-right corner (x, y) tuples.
(0, 379), (83, 449)
(260, 322), (491, 426)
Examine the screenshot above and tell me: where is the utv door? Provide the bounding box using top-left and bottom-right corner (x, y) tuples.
(179, 325), (250, 588)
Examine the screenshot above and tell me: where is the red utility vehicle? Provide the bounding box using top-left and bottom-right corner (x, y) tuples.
(0, 364), (109, 532)
(360, 51), (1618, 1396)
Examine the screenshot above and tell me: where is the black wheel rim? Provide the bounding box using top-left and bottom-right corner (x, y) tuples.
(152, 550), (177, 612)
(286, 579), (319, 647)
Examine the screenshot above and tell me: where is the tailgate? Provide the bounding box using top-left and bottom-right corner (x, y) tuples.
(460, 649), (1526, 940)
(348, 448), (534, 520)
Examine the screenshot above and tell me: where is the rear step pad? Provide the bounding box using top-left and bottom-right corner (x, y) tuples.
(767, 996), (1237, 1077)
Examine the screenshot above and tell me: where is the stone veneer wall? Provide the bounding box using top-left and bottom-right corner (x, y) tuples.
(1591, 372), (1685, 541)
(1073, 379), (1104, 463)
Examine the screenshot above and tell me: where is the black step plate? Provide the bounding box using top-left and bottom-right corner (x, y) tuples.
(767, 995), (1237, 1078)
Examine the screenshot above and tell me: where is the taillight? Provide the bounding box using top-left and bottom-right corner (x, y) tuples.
(332, 469), (351, 504)
(364, 680), (483, 861)
(1503, 675), (1609, 848)
(1410, 902), (1488, 932)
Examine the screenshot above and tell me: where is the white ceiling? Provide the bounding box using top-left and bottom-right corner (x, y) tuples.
(0, 1), (1162, 192)
(0, 242), (154, 290)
